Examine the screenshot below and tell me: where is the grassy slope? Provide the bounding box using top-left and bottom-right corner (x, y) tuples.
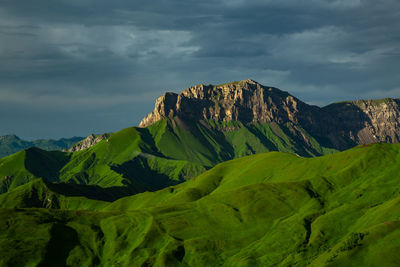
(59, 125), (206, 192)
(0, 117), (336, 196)
(0, 125), (207, 195)
(151, 117), (337, 167)
(0, 148), (71, 193)
(0, 178), (109, 210)
(1, 143), (400, 266)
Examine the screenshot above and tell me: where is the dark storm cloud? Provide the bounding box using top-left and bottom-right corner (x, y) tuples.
(1, 0), (400, 138)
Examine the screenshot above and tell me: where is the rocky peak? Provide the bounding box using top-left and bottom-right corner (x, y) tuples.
(139, 79), (310, 127)
(67, 133), (110, 152)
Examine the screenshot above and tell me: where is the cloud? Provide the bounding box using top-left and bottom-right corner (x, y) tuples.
(0, 0), (399, 138)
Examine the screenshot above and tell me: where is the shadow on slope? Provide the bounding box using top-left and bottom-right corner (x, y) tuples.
(46, 181), (136, 202)
(316, 102), (375, 149)
(38, 223), (79, 267)
(24, 148), (71, 182)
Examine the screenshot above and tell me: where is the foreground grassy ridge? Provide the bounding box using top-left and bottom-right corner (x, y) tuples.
(0, 117), (336, 195)
(1, 143), (400, 266)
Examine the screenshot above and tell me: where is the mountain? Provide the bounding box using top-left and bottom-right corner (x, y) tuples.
(1, 79), (400, 197)
(1, 143), (400, 266)
(1, 80), (400, 265)
(140, 79), (400, 150)
(0, 134), (84, 157)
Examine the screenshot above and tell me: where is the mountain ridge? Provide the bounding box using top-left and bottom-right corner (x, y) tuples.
(139, 79), (307, 127)
(2, 80), (400, 196)
(140, 79), (400, 150)
(0, 134), (84, 157)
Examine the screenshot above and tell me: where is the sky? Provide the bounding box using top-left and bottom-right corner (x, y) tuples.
(1, 0), (399, 139)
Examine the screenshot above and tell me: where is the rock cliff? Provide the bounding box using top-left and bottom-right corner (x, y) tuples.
(67, 133), (110, 152)
(322, 99), (400, 147)
(139, 79), (400, 149)
(139, 79), (317, 127)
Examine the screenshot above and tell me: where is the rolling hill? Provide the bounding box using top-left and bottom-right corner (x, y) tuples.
(1, 143), (400, 266)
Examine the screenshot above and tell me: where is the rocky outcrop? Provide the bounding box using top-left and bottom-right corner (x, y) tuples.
(321, 99), (400, 147)
(139, 79), (317, 127)
(139, 79), (400, 150)
(67, 133), (110, 152)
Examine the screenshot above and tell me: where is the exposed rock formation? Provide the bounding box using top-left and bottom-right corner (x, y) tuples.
(140, 79), (317, 127)
(322, 99), (400, 147)
(139, 79), (400, 150)
(67, 133), (110, 152)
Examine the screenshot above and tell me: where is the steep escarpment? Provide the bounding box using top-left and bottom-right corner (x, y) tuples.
(140, 79), (400, 150)
(139, 79), (317, 127)
(322, 99), (400, 146)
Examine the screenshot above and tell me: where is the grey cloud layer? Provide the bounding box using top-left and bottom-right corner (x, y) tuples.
(0, 0), (399, 138)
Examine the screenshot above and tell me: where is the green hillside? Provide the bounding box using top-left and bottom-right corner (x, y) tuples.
(1, 143), (400, 266)
(0, 134), (83, 157)
(0, 117), (337, 196)
(0, 178), (109, 210)
(0, 128), (206, 196)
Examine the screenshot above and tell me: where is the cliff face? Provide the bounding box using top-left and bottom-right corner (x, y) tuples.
(139, 79), (317, 127)
(139, 79), (400, 149)
(322, 99), (400, 146)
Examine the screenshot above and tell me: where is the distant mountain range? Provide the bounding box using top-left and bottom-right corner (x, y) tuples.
(0, 134), (84, 157)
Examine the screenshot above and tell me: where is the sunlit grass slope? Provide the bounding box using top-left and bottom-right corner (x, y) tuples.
(1, 143), (400, 266)
(0, 117), (336, 196)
